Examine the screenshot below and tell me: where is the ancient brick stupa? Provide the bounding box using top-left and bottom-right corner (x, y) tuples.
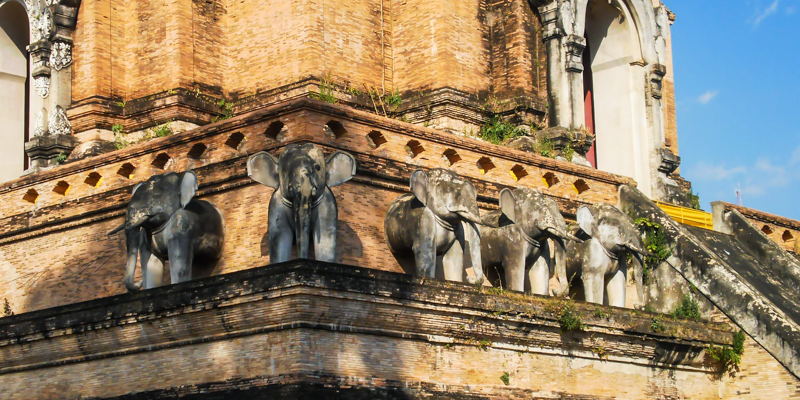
(1, 1), (799, 398)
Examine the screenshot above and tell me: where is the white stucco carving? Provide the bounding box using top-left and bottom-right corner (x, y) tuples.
(27, 2), (53, 43)
(33, 76), (50, 98)
(34, 108), (48, 137)
(50, 42), (72, 71)
(48, 106), (71, 136)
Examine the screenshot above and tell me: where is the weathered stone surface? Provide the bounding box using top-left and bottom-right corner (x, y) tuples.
(66, 139), (117, 161)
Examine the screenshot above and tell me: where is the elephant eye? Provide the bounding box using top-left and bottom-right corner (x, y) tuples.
(315, 165), (321, 171)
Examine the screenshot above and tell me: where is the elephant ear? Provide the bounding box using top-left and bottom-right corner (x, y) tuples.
(409, 170), (429, 206)
(131, 182), (145, 197)
(326, 151), (357, 188)
(498, 188), (517, 223)
(248, 151), (280, 189)
(577, 206), (597, 238)
(180, 171), (198, 208)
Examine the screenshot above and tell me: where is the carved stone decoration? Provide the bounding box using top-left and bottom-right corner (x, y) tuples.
(49, 41), (72, 71)
(33, 75), (50, 98)
(107, 171), (226, 292)
(34, 108), (48, 137)
(247, 143), (356, 264)
(480, 187), (581, 296)
(48, 105), (71, 136)
(27, 2), (53, 43)
(566, 204), (650, 308)
(384, 168), (485, 285)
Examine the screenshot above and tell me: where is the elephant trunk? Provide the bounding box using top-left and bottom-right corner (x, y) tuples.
(550, 235), (570, 296)
(293, 177), (317, 259)
(123, 227), (143, 292)
(454, 209), (484, 226)
(463, 220), (484, 285)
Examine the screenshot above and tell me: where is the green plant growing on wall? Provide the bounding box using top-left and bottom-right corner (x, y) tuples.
(500, 372), (510, 385)
(552, 300), (585, 332)
(562, 141), (575, 162)
(212, 99), (234, 122)
(670, 293), (702, 321)
(650, 316), (666, 333)
(536, 136), (555, 158)
(55, 153), (67, 164)
(152, 123), (173, 138)
(479, 116), (525, 145)
(687, 189), (701, 210)
(112, 124), (129, 150)
(634, 217), (670, 284)
(707, 330), (746, 372)
(310, 73), (338, 104)
(383, 90), (402, 107)
(2, 298), (13, 317)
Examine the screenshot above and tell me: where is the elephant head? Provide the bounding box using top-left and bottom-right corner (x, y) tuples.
(498, 187), (581, 294)
(576, 203), (649, 301)
(248, 143), (356, 260)
(109, 171), (200, 291)
(410, 169), (484, 284)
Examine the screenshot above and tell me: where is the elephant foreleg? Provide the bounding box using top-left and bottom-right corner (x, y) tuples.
(139, 233), (164, 289)
(412, 210), (437, 279)
(528, 244), (549, 295)
(583, 273), (605, 305)
(313, 192), (338, 263)
(503, 247), (527, 292)
(442, 239), (463, 283)
(268, 193), (294, 264)
(167, 235), (193, 285)
(606, 263), (627, 307)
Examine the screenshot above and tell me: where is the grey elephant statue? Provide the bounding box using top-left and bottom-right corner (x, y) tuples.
(384, 168), (484, 285)
(109, 171), (225, 292)
(248, 143), (356, 263)
(566, 204), (649, 307)
(481, 187), (581, 295)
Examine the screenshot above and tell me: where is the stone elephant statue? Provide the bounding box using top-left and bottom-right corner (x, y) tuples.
(566, 204), (649, 307)
(109, 171), (225, 292)
(481, 187), (581, 295)
(248, 143), (356, 263)
(384, 168), (484, 285)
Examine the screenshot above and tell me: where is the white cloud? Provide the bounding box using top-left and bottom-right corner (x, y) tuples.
(786, 6), (796, 15)
(689, 162), (746, 182)
(752, 0), (780, 27)
(697, 90), (719, 105)
(791, 146), (800, 164)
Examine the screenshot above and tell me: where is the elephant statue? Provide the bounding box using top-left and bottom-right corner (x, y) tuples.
(384, 168), (484, 285)
(481, 187), (581, 295)
(566, 204), (649, 307)
(109, 171), (225, 292)
(247, 143), (356, 263)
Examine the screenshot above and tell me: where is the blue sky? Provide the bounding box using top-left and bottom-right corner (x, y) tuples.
(668, 0), (800, 219)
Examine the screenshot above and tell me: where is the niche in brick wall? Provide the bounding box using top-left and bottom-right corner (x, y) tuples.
(225, 132), (245, 150)
(476, 157), (495, 174)
(84, 172), (103, 188)
(443, 149), (461, 166)
(510, 165), (528, 181)
(573, 179), (590, 194)
(265, 121), (285, 140)
(188, 143), (208, 159)
(405, 140), (424, 158)
(152, 153), (172, 170)
(22, 188), (39, 204)
(117, 163), (136, 179)
(783, 230), (794, 242)
(367, 130), (388, 149)
(762, 225), (774, 235)
(53, 181), (71, 196)
(326, 120), (346, 139)
(543, 172), (559, 188)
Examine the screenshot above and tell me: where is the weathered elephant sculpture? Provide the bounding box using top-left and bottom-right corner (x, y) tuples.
(566, 204), (649, 307)
(109, 171), (225, 292)
(248, 143), (356, 263)
(481, 187), (580, 295)
(384, 168), (484, 285)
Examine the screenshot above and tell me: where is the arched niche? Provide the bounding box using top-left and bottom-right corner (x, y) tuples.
(582, 0), (650, 191)
(0, 0), (29, 183)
